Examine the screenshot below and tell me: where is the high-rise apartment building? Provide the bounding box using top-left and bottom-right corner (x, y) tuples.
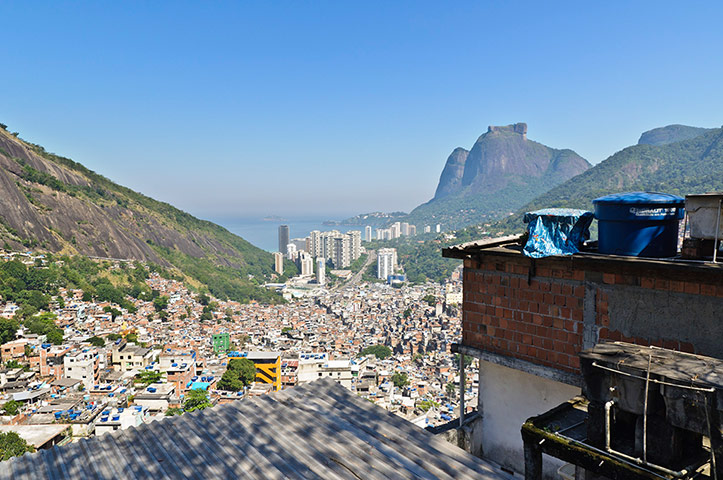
(273, 252), (284, 275)
(424, 225), (431, 234)
(401, 222), (409, 236)
(306, 230), (361, 269)
(297, 251), (314, 276)
(287, 243), (297, 260)
(377, 248), (397, 280)
(408, 225), (416, 236)
(435, 224), (441, 233)
(364, 225), (372, 242)
(390, 222), (401, 239)
(316, 257), (326, 285)
(347, 230), (361, 260)
(278, 225), (290, 254)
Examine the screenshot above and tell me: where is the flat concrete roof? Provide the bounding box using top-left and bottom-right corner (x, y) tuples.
(0, 424), (69, 448)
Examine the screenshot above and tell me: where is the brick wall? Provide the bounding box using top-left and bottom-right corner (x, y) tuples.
(462, 253), (723, 375)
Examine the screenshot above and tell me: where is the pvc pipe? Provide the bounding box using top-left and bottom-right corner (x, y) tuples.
(715, 198), (722, 260)
(592, 362), (715, 393)
(459, 353), (465, 428)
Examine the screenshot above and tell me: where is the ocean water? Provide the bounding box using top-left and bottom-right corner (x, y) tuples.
(211, 215), (359, 252)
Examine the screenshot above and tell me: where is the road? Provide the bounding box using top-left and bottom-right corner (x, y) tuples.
(336, 249), (376, 290)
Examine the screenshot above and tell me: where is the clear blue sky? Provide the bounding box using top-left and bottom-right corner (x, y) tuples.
(2, 1), (722, 219)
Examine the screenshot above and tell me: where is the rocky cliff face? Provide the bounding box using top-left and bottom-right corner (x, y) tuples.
(435, 123), (589, 200)
(0, 127), (274, 281)
(433, 147), (469, 199)
(407, 124), (590, 229)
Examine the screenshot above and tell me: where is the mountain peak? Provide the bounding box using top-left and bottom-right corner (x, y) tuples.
(487, 122), (527, 139)
(638, 124), (714, 146)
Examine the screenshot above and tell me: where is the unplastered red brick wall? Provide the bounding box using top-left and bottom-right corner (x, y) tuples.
(462, 257), (585, 373)
(462, 254), (723, 374)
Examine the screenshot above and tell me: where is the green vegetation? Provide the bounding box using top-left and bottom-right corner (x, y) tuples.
(0, 319), (18, 345)
(349, 253), (368, 273)
(416, 399), (440, 412)
(454, 354), (473, 368)
(2, 400), (22, 416)
(445, 381), (456, 397)
(88, 336), (105, 347)
(496, 127), (723, 234)
(360, 344), (392, 360)
(183, 389), (212, 412)
(135, 370), (163, 387)
(0, 431), (34, 460)
(217, 358), (256, 391)
(164, 407), (183, 416)
(0, 127), (284, 305)
(422, 294), (436, 306)
(25, 313), (63, 345)
(391, 372), (409, 388)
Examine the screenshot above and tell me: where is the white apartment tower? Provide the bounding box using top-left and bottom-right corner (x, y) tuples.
(347, 230), (361, 260)
(297, 251), (314, 276)
(377, 248), (397, 280)
(316, 257), (326, 285)
(364, 225), (372, 242)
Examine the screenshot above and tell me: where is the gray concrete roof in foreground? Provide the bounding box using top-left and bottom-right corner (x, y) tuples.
(0, 378), (509, 479)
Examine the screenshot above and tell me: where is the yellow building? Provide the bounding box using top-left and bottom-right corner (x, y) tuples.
(228, 351), (281, 391)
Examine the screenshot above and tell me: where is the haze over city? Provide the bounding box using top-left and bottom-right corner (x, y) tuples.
(3, 1), (723, 219)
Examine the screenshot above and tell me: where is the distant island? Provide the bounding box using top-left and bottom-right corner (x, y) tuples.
(324, 211), (407, 226)
(263, 215), (287, 222)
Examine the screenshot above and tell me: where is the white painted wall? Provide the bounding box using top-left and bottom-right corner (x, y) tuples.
(477, 361), (580, 478)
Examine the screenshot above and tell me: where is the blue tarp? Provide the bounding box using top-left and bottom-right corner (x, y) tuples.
(523, 208), (594, 258)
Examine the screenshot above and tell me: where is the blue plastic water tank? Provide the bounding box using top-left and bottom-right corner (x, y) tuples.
(593, 192), (684, 257)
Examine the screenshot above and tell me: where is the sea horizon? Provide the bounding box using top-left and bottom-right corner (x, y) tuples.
(210, 214), (360, 252)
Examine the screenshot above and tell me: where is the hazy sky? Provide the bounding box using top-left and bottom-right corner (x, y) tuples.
(2, 1), (722, 219)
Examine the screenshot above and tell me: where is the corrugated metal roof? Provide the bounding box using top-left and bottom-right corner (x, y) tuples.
(1, 378), (508, 479)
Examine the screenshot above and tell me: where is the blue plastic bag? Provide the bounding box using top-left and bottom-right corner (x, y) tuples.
(523, 209), (594, 258)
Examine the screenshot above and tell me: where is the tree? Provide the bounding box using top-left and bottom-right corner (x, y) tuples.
(183, 389), (212, 412)
(217, 370), (243, 392)
(135, 370), (162, 386)
(446, 381), (456, 397)
(360, 344), (392, 360)
(103, 306), (121, 320)
(107, 333), (121, 341)
(165, 407), (183, 417)
(391, 372), (409, 389)
(0, 431), (34, 460)
(88, 336), (105, 347)
(4, 360), (22, 370)
(2, 400), (22, 416)
(153, 295), (169, 312)
(46, 328), (64, 345)
(227, 358), (256, 386)
(422, 294), (436, 307)
(454, 354), (473, 368)
(0, 319), (18, 345)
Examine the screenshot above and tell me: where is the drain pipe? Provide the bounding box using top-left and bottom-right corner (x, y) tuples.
(604, 399), (703, 478)
(604, 400), (615, 452)
(714, 198), (722, 263)
(459, 353), (465, 428)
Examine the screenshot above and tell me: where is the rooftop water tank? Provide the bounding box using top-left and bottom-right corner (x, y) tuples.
(593, 192), (684, 257)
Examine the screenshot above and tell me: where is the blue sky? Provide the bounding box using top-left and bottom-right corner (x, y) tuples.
(1, 1), (722, 219)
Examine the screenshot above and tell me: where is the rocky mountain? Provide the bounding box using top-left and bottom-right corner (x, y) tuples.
(406, 123), (590, 229)
(0, 125), (281, 303)
(638, 124), (714, 146)
(496, 125), (723, 232)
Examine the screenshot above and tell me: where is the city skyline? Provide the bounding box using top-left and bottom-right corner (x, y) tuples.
(2, 2), (722, 220)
